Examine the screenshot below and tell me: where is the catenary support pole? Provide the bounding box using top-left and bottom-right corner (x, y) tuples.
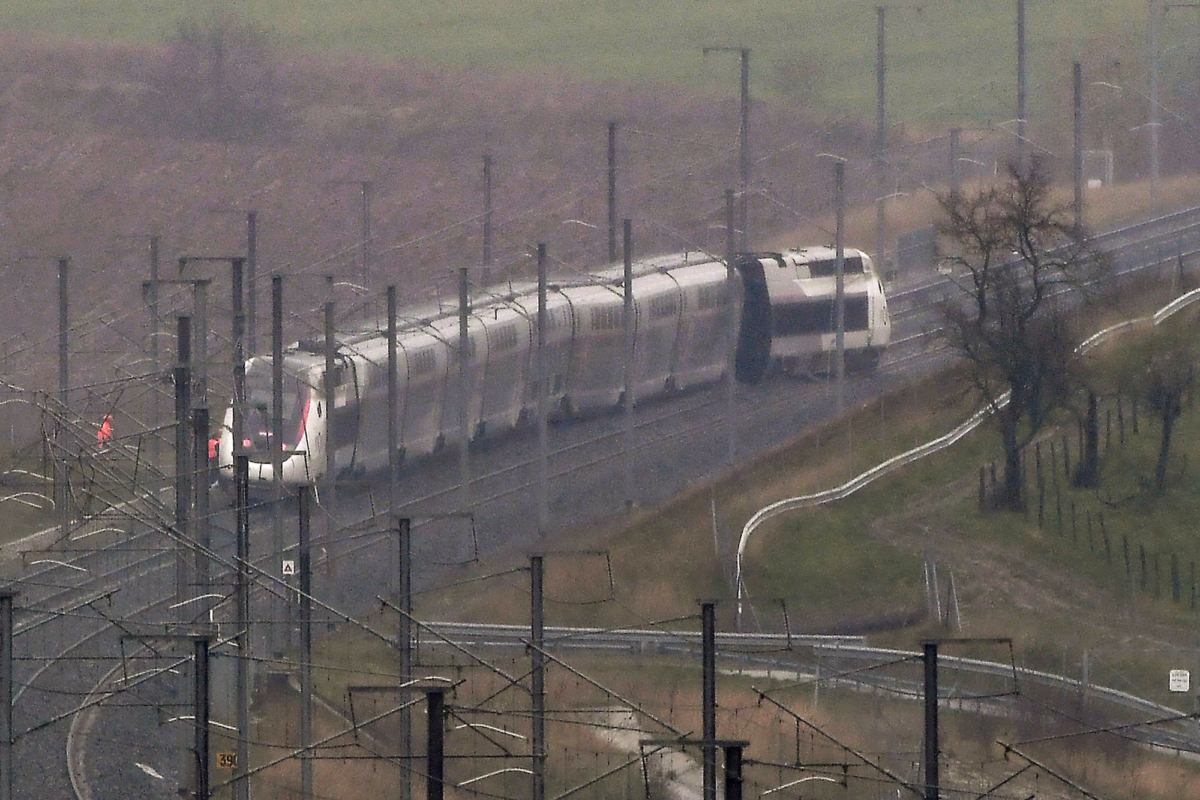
(483, 155), (493, 286)
(738, 48), (750, 251)
(536, 245), (549, 537)
(231, 260), (250, 800)
(361, 182), (372, 290)
(0, 591), (17, 800)
(247, 211), (257, 356)
(426, 689), (445, 800)
(192, 407), (210, 605)
(299, 486), (313, 800)
(235, 450), (250, 800)
(876, 5), (887, 273)
(835, 161), (846, 415)
(193, 281), (208, 407)
(1017, 0), (1027, 167)
(1074, 62), (1084, 230)
(323, 285), (337, 572)
(387, 285), (399, 547)
(608, 122), (618, 264)
(193, 634), (211, 800)
(725, 189), (738, 465)
(723, 745), (743, 800)
(1150, 0), (1161, 209)
(622, 219), (634, 509)
(57, 258), (69, 543)
(458, 266), (472, 516)
(272, 275), (285, 656)
(531, 555), (546, 800)
(396, 515), (412, 800)
(949, 128), (961, 204)
(148, 236), (161, 470)
(701, 602), (716, 800)
(923, 641), (939, 800)
(174, 358), (191, 625)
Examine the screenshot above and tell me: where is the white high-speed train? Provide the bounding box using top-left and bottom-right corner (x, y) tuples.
(217, 247), (889, 487)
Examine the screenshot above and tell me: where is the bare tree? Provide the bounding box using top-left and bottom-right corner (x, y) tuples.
(1128, 327), (1197, 493)
(937, 158), (1111, 511)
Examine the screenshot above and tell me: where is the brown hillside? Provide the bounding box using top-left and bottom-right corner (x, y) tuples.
(0, 30), (887, 435)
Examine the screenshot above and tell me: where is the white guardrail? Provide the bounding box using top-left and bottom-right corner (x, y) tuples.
(735, 286), (1200, 628)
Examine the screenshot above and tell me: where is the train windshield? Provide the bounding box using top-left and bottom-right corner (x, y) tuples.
(241, 361), (310, 463)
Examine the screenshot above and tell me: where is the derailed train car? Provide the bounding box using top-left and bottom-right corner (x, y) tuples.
(217, 247), (889, 487)
(734, 247), (890, 382)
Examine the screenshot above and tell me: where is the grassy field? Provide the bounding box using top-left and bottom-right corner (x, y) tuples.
(2, 0), (1177, 125)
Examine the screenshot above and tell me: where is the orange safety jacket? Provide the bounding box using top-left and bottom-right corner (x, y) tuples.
(97, 415), (113, 446)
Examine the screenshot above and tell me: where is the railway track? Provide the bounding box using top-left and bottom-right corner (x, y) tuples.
(6, 204), (1200, 798)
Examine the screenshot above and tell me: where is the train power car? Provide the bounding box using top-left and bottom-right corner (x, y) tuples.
(734, 247), (890, 382)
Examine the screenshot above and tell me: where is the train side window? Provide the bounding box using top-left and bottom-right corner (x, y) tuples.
(493, 324), (518, 351)
(591, 306), (622, 331)
(410, 349), (436, 376)
(649, 296), (679, 319)
(806, 256), (864, 278)
(697, 285), (726, 309)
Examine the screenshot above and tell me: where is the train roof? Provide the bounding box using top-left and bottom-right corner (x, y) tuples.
(257, 250), (733, 367)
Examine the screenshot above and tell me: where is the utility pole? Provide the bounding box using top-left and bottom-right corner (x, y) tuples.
(0, 591), (17, 800)
(725, 189), (737, 465)
(299, 485), (314, 800)
(361, 181), (372, 290)
(701, 602), (716, 800)
(723, 745), (743, 800)
(174, 333), (191, 625)
(1017, 0), (1027, 168)
(949, 128), (962, 204)
(192, 634), (212, 800)
(234, 447), (250, 800)
(876, 6), (888, 274)
(193, 280), (208, 407)
(738, 49), (750, 251)
(835, 161), (846, 415)
(608, 122), (618, 264)
(148, 235), (161, 470)
(396, 515), (412, 800)
(57, 258), (69, 544)
(536, 245), (549, 538)
(1150, 0), (1162, 209)
(387, 286), (398, 512)
(702, 46), (751, 251)
(1074, 62), (1084, 230)
(458, 266), (472, 516)
(483, 155), (493, 287)
(323, 282), (337, 572)
(531, 555), (545, 800)
(192, 407), (210, 606)
(923, 641), (939, 800)
(622, 220), (634, 510)
(247, 211), (258, 356)
(271, 276), (285, 657)
(231, 256), (250, 800)
(426, 689), (445, 800)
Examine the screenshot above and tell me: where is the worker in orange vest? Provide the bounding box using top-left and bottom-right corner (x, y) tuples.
(97, 414), (114, 452)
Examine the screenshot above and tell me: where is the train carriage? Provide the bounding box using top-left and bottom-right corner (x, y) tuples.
(735, 247), (889, 382)
(559, 282), (626, 415)
(508, 285), (575, 418)
(476, 301), (533, 440)
(662, 257), (731, 391)
(218, 244), (889, 489)
(395, 327), (452, 461)
(627, 268), (683, 402)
